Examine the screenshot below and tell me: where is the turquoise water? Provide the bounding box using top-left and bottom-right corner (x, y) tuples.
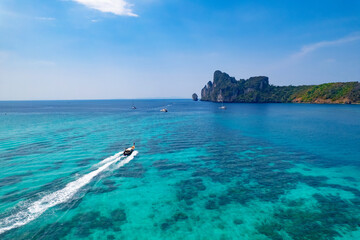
(0, 100), (360, 239)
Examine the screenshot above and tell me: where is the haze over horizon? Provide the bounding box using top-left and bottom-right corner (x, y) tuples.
(1, 0), (360, 100)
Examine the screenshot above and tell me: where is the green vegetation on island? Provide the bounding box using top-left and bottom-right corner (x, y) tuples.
(201, 71), (360, 104)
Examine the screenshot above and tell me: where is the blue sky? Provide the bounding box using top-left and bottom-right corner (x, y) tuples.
(0, 0), (360, 100)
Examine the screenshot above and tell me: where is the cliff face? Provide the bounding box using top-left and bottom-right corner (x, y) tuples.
(201, 71), (270, 103)
(201, 70), (360, 104)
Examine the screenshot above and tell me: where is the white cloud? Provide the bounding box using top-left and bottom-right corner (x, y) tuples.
(71, 0), (138, 17)
(292, 33), (360, 59)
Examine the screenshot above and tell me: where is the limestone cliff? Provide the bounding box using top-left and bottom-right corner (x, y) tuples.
(201, 71), (360, 104)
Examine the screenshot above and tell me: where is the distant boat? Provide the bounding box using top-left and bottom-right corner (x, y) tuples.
(160, 108), (168, 112)
(219, 100), (226, 110)
(131, 101), (136, 109)
(123, 143), (135, 156)
(218, 90), (226, 109)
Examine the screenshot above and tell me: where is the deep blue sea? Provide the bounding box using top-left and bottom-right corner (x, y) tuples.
(0, 100), (359, 239)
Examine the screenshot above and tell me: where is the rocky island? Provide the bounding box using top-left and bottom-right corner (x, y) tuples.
(201, 70), (360, 104)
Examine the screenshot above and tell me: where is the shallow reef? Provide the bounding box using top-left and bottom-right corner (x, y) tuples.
(160, 211), (189, 231)
(77, 157), (97, 167)
(0, 171), (33, 189)
(167, 130), (360, 239)
(1, 141), (52, 161)
(152, 159), (190, 172)
(6, 208), (128, 240)
(176, 178), (206, 205)
(88, 179), (118, 195)
(256, 193), (360, 240)
(114, 162), (145, 178)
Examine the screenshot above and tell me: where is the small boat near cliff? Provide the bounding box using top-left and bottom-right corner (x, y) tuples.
(219, 100), (226, 110)
(218, 91), (226, 109)
(124, 143), (135, 156)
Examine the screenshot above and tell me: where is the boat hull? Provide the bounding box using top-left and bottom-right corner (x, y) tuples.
(123, 149), (134, 156)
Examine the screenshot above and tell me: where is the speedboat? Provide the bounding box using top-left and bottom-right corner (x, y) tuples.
(160, 108), (168, 112)
(132, 106), (136, 109)
(123, 143), (135, 156)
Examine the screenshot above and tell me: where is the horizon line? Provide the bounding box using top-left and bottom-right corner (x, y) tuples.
(0, 97), (192, 102)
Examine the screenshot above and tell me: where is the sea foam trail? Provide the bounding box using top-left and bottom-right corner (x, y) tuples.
(0, 151), (138, 235)
(96, 151), (123, 166)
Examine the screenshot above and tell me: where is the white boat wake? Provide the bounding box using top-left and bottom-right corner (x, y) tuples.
(0, 151), (138, 235)
(95, 151), (123, 166)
